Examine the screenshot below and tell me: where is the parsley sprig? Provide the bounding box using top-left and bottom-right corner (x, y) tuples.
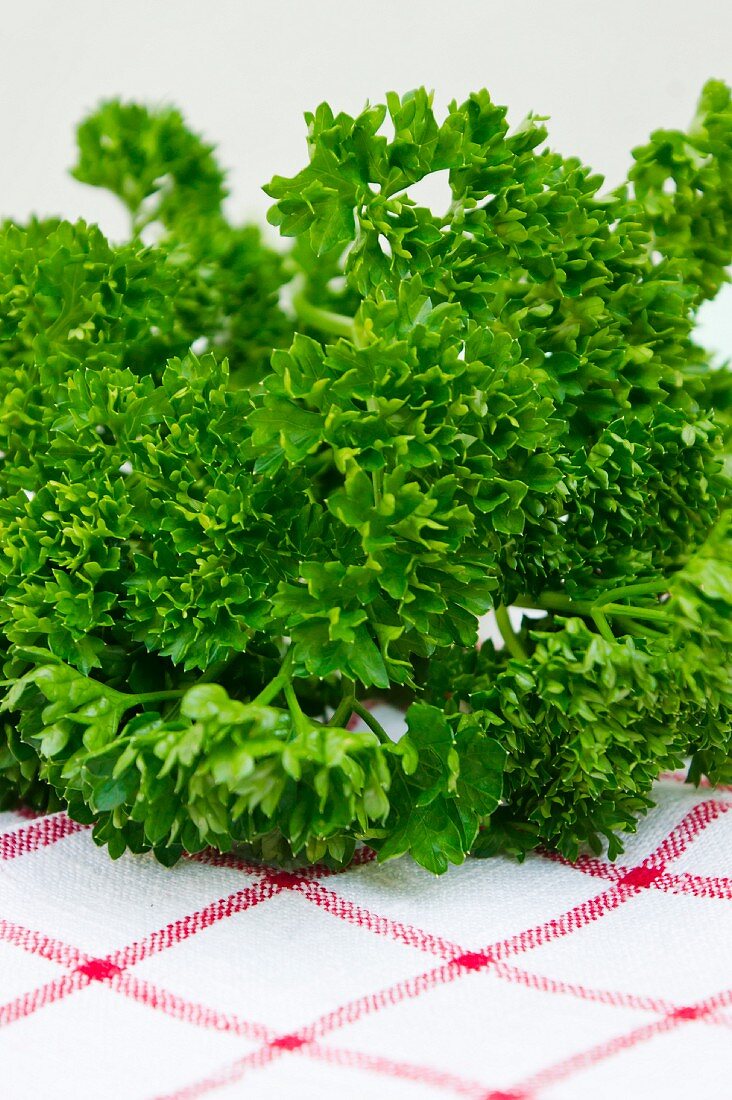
(0, 87), (730, 872)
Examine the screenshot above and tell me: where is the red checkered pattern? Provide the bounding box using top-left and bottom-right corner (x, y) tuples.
(0, 725), (730, 1098)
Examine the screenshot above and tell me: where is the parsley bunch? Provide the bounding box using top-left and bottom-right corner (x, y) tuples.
(0, 86), (730, 873)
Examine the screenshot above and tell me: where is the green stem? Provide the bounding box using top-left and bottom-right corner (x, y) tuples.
(131, 689), (184, 703)
(141, 654), (242, 722)
(591, 608), (616, 645)
(602, 602), (669, 623)
(292, 285), (356, 341)
(514, 592), (668, 623)
(371, 469), (383, 508)
(330, 678), (356, 728)
(495, 604), (528, 660)
(352, 700), (390, 742)
(615, 615), (666, 637)
(252, 650), (294, 706)
(594, 579), (669, 604)
(513, 592), (590, 615)
(284, 682), (310, 737)
(365, 396), (384, 506)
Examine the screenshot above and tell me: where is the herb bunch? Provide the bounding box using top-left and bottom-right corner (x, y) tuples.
(0, 86), (730, 873)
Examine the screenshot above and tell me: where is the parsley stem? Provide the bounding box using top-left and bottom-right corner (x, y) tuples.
(284, 682), (310, 737)
(593, 579), (669, 603)
(351, 700), (390, 742)
(144, 655), (239, 724)
(365, 397), (384, 506)
(508, 594), (669, 638)
(292, 285), (355, 341)
(513, 592), (587, 614)
(591, 608), (617, 645)
(495, 604), (528, 660)
(615, 615), (666, 637)
(131, 689), (184, 703)
(253, 650), (294, 706)
(602, 603), (668, 622)
(372, 468), (383, 507)
(330, 678), (356, 727)
(513, 592), (670, 627)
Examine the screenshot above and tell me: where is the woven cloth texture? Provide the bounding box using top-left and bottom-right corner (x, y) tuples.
(0, 706), (730, 1099)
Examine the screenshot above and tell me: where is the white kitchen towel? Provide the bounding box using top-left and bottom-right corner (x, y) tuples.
(0, 749), (730, 1099)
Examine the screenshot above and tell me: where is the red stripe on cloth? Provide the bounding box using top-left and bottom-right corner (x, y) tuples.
(546, 854), (732, 902)
(190, 850), (267, 875)
(490, 886), (627, 961)
(115, 972), (273, 1043)
(118, 960), (715, 1100)
(11, 805), (43, 820)
(510, 987), (732, 1098)
(344, 847), (377, 867)
(0, 813), (86, 860)
(693, 986), (732, 1020)
(305, 1042), (492, 1099)
(651, 800), (730, 864)
(0, 882), (283, 1032)
(289, 877), (463, 959)
(489, 960), (675, 1015)
(110, 879), (283, 970)
(541, 801), (730, 886)
(160, 957), (496, 1097)
(189, 843), (377, 878)
(0, 918), (88, 968)
(152, 1043), (293, 1100)
(0, 970), (89, 1027)
(303, 960), (462, 1044)
(659, 771), (732, 793)
(540, 850), (625, 882)
(152, 1030), (494, 1100)
(654, 871), (732, 901)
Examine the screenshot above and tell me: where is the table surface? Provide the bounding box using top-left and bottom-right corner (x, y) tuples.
(0, 757), (730, 1099)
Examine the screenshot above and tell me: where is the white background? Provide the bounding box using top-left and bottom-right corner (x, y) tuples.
(1, 0), (731, 351)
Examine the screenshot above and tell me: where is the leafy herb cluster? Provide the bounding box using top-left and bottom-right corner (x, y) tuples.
(0, 87), (730, 872)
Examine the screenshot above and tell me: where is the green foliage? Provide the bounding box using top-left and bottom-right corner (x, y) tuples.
(74, 101), (227, 232)
(72, 100), (292, 381)
(0, 87), (730, 872)
(628, 79), (732, 305)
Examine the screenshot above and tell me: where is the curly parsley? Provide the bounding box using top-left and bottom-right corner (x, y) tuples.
(0, 87), (730, 873)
